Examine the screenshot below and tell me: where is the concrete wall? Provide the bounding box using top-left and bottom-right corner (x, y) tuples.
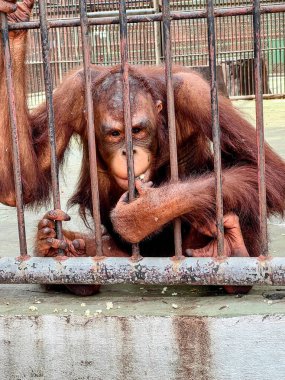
(0, 314), (285, 380)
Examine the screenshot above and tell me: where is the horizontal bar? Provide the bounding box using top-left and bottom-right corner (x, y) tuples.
(88, 8), (155, 18)
(230, 94), (285, 100)
(7, 5), (285, 30)
(1, 257), (285, 285)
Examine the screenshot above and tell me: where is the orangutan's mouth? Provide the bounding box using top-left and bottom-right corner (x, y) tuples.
(114, 169), (151, 190)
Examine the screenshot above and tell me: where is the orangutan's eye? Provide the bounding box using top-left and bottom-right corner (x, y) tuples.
(132, 127), (142, 134)
(111, 130), (121, 137)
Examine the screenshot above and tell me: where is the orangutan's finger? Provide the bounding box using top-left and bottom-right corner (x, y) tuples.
(36, 243), (58, 257)
(185, 245), (215, 258)
(72, 239), (86, 250)
(24, 0), (35, 10)
(101, 224), (107, 235)
(0, 0), (17, 14)
(193, 224), (215, 238)
(37, 227), (56, 240)
(117, 191), (129, 205)
(43, 209), (71, 222)
(223, 213), (240, 229)
(38, 218), (55, 229)
(185, 249), (193, 257)
(135, 179), (153, 195)
(144, 181), (153, 188)
(232, 248), (249, 257)
(46, 238), (68, 250)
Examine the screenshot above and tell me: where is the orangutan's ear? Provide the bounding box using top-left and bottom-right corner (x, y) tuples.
(156, 100), (163, 113)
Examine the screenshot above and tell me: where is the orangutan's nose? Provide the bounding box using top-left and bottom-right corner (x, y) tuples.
(122, 149), (137, 156)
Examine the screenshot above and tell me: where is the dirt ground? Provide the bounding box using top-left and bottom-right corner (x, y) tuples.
(0, 99), (284, 257)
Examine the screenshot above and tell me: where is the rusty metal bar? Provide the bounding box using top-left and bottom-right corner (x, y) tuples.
(253, 0), (268, 256)
(119, 0), (141, 260)
(0, 256), (285, 285)
(79, 0), (103, 257)
(38, 1), (63, 248)
(7, 5), (285, 30)
(153, 0), (161, 65)
(0, 13), (27, 257)
(230, 94), (285, 101)
(88, 8), (156, 18)
(162, 0), (183, 259)
(207, 0), (224, 256)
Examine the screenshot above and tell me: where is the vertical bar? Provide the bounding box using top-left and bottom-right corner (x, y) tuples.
(153, 0), (161, 65)
(253, 0), (268, 255)
(56, 29), (63, 82)
(207, 0), (224, 256)
(0, 13), (28, 257)
(119, 0), (141, 259)
(38, 1), (63, 252)
(79, 0), (103, 256)
(162, 0), (183, 258)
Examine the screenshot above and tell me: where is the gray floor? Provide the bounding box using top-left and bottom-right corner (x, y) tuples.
(0, 99), (285, 257)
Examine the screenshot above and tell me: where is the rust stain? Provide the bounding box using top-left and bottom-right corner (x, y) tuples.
(171, 255), (185, 274)
(171, 255), (186, 262)
(16, 255), (31, 262)
(92, 255), (107, 263)
(257, 255), (273, 263)
(173, 317), (212, 380)
(213, 255), (228, 263)
(117, 317), (135, 380)
(54, 255), (70, 262)
(129, 255), (143, 263)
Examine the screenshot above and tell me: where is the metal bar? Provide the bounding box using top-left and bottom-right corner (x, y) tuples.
(119, 0), (141, 260)
(230, 94), (285, 100)
(38, 1), (63, 249)
(0, 13), (27, 257)
(88, 8), (155, 18)
(207, 0), (224, 256)
(162, 0), (183, 259)
(0, 256), (284, 285)
(7, 5), (285, 30)
(153, 0), (161, 65)
(79, 0), (103, 257)
(161, 45), (284, 59)
(253, 0), (268, 256)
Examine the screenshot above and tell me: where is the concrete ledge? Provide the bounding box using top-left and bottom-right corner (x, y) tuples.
(0, 285), (285, 379)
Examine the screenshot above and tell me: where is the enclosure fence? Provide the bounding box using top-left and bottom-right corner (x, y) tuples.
(26, 0), (285, 108)
(1, 0), (285, 286)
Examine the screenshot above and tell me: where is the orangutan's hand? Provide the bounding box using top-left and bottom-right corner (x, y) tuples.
(35, 209), (86, 257)
(0, 1), (34, 27)
(111, 180), (161, 243)
(185, 213), (249, 258)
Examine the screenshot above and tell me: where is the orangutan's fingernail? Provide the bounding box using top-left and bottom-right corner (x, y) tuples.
(185, 249), (193, 257)
(72, 240), (80, 249)
(59, 241), (68, 250)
